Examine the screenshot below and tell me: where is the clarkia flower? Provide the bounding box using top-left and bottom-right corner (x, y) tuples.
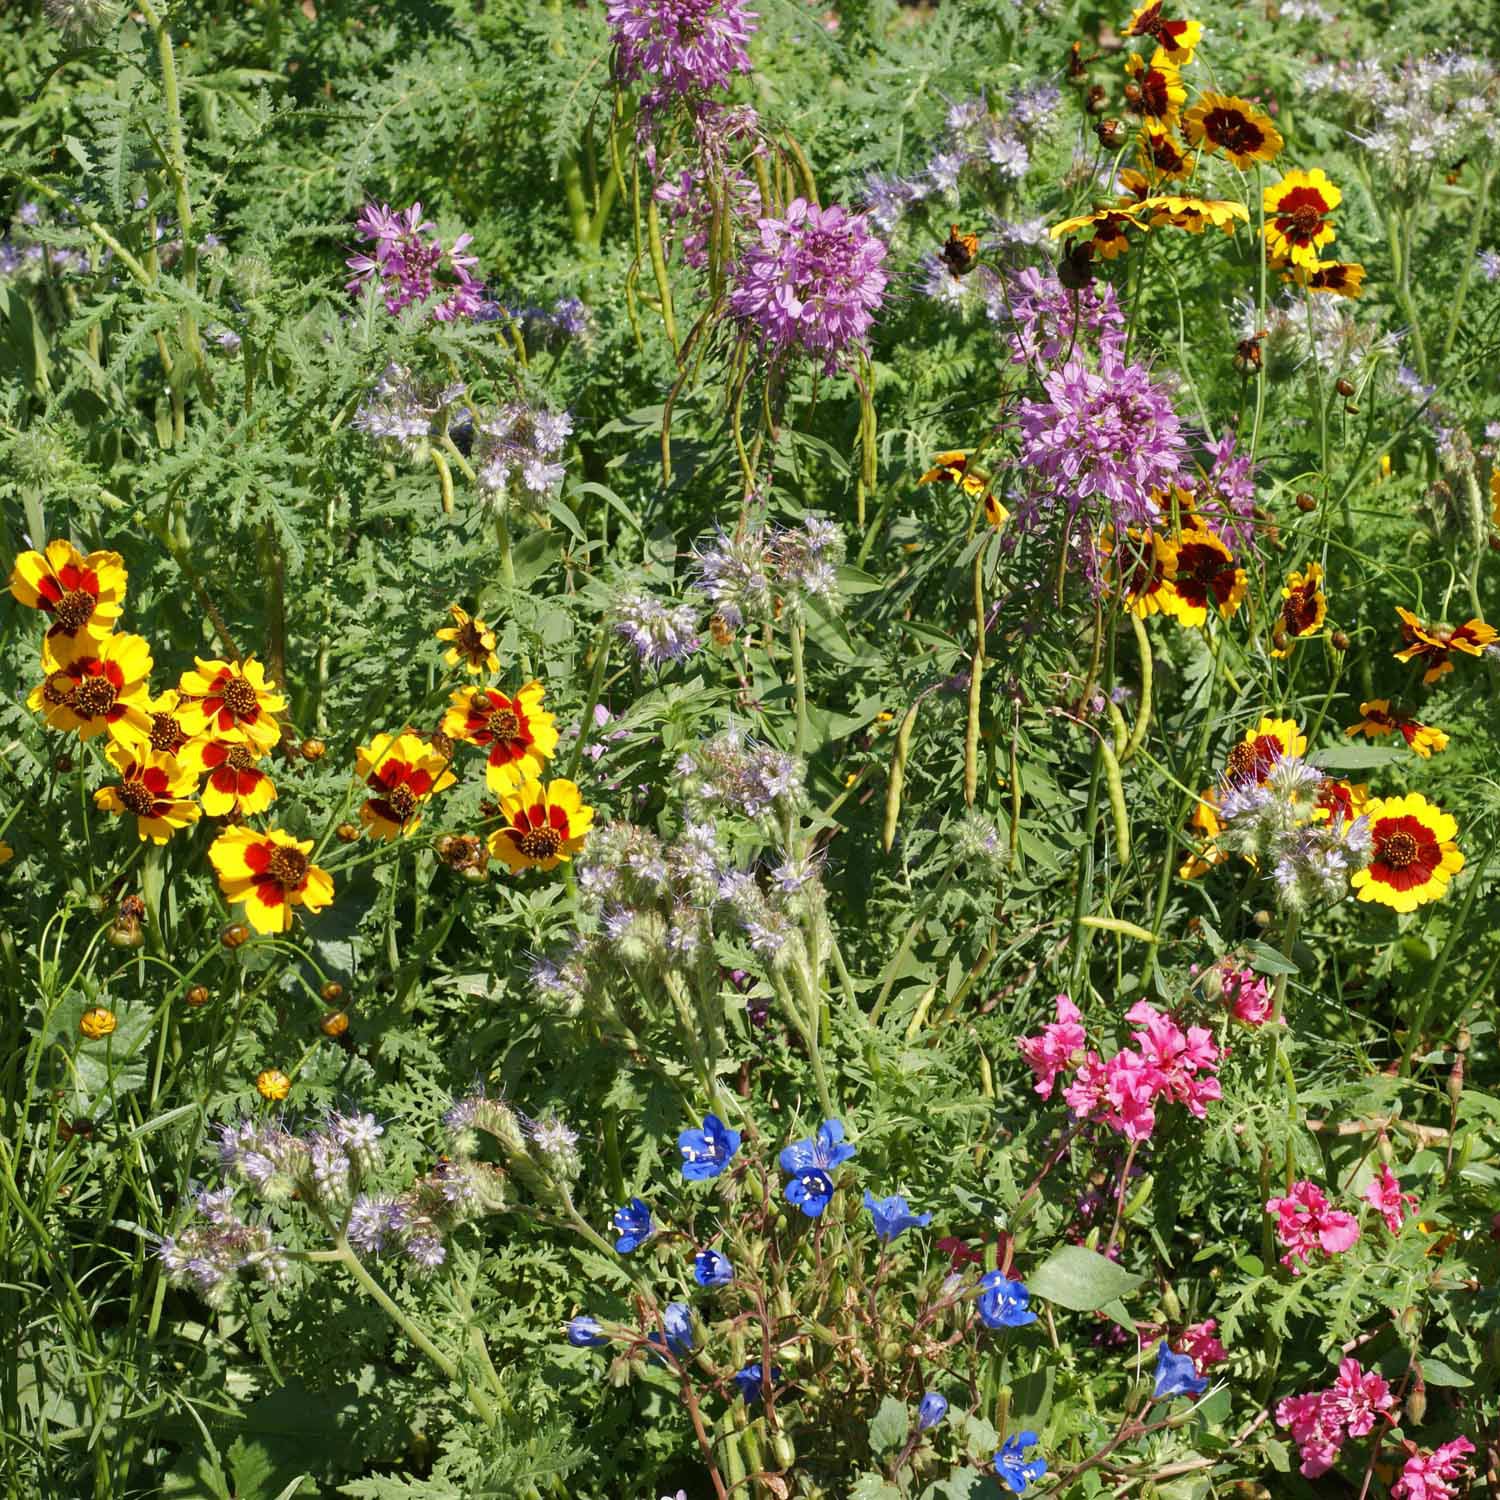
(994, 1431), (1047, 1493)
(784, 1167), (834, 1219)
(1153, 1340), (1209, 1399)
(918, 1392), (949, 1430)
(1363, 1163), (1417, 1234)
(611, 1196), (655, 1253)
(862, 1191), (933, 1243)
(1265, 1181), (1360, 1272)
(566, 1315), (607, 1347)
(693, 1248), (734, 1286)
(678, 1113), (742, 1180)
(977, 1271), (1037, 1328)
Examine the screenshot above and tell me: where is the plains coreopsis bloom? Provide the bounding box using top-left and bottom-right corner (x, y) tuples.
(29, 632), (153, 749)
(1048, 206), (1141, 259)
(728, 198), (888, 371)
(1110, 528), (1179, 617)
(94, 744), (200, 843)
(183, 738), (276, 818)
(486, 777), (593, 873)
(1225, 715), (1307, 785)
(177, 657), (285, 753)
(606, 0), (756, 96)
(1163, 528), (1245, 625)
(357, 731), (457, 839)
(1126, 50), (1187, 128)
(1272, 562), (1327, 656)
(1016, 356), (1186, 541)
(1346, 700), (1448, 757)
(1137, 125), (1196, 179)
(144, 688), (192, 756)
(1393, 607), (1497, 683)
(1137, 194), (1248, 235)
(444, 682), (557, 782)
(1351, 793), (1463, 912)
(1122, 1), (1201, 62)
(209, 826), (334, 935)
(10, 539), (125, 652)
(1263, 169), (1341, 271)
(1292, 260), (1367, 297)
(1182, 93), (1283, 168)
(435, 606), (498, 675)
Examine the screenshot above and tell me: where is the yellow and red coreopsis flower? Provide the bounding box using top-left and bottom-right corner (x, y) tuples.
(209, 825), (334, 935)
(1263, 169), (1341, 271)
(435, 605), (499, 676)
(486, 777), (593, 874)
(1271, 563), (1327, 657)
(28, 632), (153, 749)
(1314, 777), (1368, 832)
(94, 742), (201, 844)
(1346, 700), (1449, 758)
(918, 452), (1008, 528)
(1351, 793), (1463, 913)
(356, 730), (457, 839)
(1162, 528), (1245, 625)
(144, 688), (193, 757)
(1138, 126), (1197, 181)
(1110, 528), (1179, 617)
(184, 737), (277, 818)
(1226, 716), (1307, 785)
(1123, 0), (1202, 62)
(177, 656), (286, 752)
(1179, 790), (1227, 879)
(1393, 607), (1496, 683)
(1289, 260), (1366, 298)
(1126, 50), (1187, 129)
(1181, 93), (1283, 169)
(443, 681), (558, 781)
(1137, 193), (1248, 235)
(10, 540), (126, 654)
(1049, 207), (1141, 259)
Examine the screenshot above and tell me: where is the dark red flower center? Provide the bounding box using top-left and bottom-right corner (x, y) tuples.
(43, 671), (77, 707)
(387, 785), (419, 821)
(52, 589), (98, 633)
(227, 745), (257, 772)
(150, 713), (187, 753)
(487, 707), (522, 742)
(1282, 585), (1320, 634)
(1381, 831), (1418, 869)
(267, 846), (309, 888)
(118, 779), (158, 816)
(455, 621), (487, 657)
(517, 825), (562, 860)
(1202, 106), (1264, 156)
(221, 676), (258, 718)
(74, 676), (118, 718)
(1175, 541), (1236, 603)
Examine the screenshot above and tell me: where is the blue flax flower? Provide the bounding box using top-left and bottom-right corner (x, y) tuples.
(733, 1362), (781, 1404)
(611, 1197), (655, 1254)
(778, 1118), (857, 1174)
(566, 1315), (606, 1347)
(918, 1392), (949, 1430)
(863, 1190), (933, 1243)
(977, 1271), (1037, 1329)
(678, 1113), (742, 1181)
(1152, 1340), (1208, 1400)
(693, 1248), (734, 1287)
(784, 1166), (834, 1218)
(995, 1431), (1047, 1494)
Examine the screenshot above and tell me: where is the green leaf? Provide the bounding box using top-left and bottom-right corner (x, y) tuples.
(1028, 1245), (1145, 1311)
(1310, 745), (1407, 770)
(867, 1394), (910, 1454)
(1420, 1358), (1473, 1388)
(849, 1477), (903, 1500)
(1243, 939), (1300, 976)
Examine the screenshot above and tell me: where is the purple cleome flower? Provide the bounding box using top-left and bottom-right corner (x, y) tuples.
(607, 0), (756, 96)
(1015, 355), (1186, 540)
(729, 198), (888, 371)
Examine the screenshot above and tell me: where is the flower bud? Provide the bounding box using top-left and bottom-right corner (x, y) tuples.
(1335, 378), (1354, 398)
(54, 754), (74, 772)
(221, 922), (251, 949)
(1331, 630), (1351, 652)
(1295, 492), (1316, 512)
(108, 915), (144, 948)
(321, 980), (344, 1002)
(321, 1010), (350, 1038)
(80, 1007), (117, 1039)
(256, 1069), (291, 1102)
(184, 985), (210, 1007)
(336, 822), (359, 843)
(1096, 118), (1125, 148)
(300, 738), (326, 762)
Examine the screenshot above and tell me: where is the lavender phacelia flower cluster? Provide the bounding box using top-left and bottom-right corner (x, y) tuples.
(693, 515), (843, 624)
(614, 590), (702, 666)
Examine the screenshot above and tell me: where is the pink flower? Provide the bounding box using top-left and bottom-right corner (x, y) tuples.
(1218, 964), (1273, 1025)
(1017, 994), (1087, 1098)
(1179, 1320), (1228, 1374)
(1062, 1050), (1106, 1118)
(1125, 1002), (1222, 1118)
(1265, 1180), (1361, 1271)
(1363, 1163), (1417, 1235)
(1392, 1437), (1475, 1500)
(1102, 1047), (1160, 1141)
(1275, 1360), (1393, 1478)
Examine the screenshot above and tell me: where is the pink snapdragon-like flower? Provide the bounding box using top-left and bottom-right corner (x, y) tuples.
(1017, 994), (1086, 1098)
(1363, 1163), (1417, 1234)
(1275, 1359), (1394, 1478)
(1217, 963), (1273, 1025)
(728, 198), (888, 371)
(1265, 1180), (1361, 1271)
(1391, 1436), (1476, 1500)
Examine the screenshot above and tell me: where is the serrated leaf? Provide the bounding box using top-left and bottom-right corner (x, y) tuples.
(1028, 1245), (1145, 1311)
(867, 1394), (910, 1454)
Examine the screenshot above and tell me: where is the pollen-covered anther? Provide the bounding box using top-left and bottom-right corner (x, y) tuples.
(487, 708), (521, 741)
(74, 676), (118, 717)
(517, 826), (562, 861)
(53, 589), (97, 632)
(118, 780), (158, 816)
(387, 786), (418, 821)
(221, 676), (259, 717)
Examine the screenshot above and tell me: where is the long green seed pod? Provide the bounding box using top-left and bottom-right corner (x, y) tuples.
(883, 699), (919, 854)
(1099, 738), (1131, 864)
